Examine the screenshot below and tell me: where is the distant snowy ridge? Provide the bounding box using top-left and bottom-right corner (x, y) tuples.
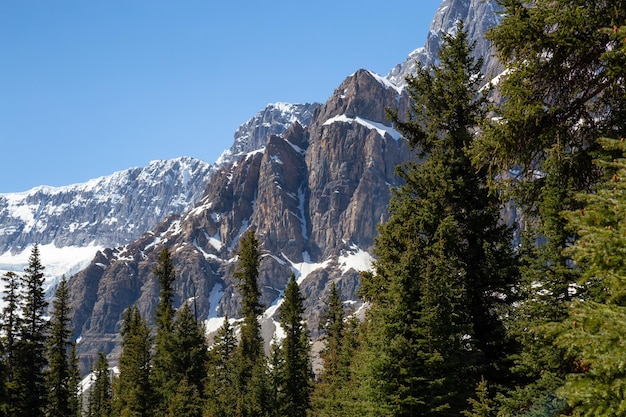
(0, 156), (212, 297)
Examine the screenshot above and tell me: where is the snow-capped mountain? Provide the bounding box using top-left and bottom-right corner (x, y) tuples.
(0, 0), (503, 371)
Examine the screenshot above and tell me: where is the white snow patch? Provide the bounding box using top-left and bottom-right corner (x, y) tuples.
(205, 316), (240, 335)
(208, 231), (223, 251)
(0, 243), (102, 288)
(207, 283), (224, 320)
(366, 70), (404, 95)
(338, 244), (374, 274)
(283, 251), (331, 285)
(323, 115), (401, 141)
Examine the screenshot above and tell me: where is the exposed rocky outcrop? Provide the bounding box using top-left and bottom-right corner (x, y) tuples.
(387, 0), (502, 87)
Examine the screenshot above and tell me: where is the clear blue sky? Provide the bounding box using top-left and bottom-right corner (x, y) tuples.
(1, 1), (442, 193)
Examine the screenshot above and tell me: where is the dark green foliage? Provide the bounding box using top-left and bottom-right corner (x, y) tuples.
(151, 248), (177, 416)
(275, 274), (312, 417)
(205, 317), (238, 417)
(232, 229), (271, 417)
(235, 229), (264, 362)
(1, 271), (20, 416)
(550, 137), (626, 415)
(318, 281), (345, 381)
(472, 1), (626, 413)
(166, 377), (203, 417)
(462, 378), (495, 417)
(87, 352), (112, 417)
(112, 305), (153, 417)
(14, 244), (49, 417)
(170, 303), (209, 399)
(357, 21), (518, 416)
(46, 277), (79, 417)
(311, 282), (360, 416)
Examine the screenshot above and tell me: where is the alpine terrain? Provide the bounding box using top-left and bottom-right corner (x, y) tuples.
(1, 0), (503, 371)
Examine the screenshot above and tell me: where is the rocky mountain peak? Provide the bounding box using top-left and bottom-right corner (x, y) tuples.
(387, 0), (502, 87)
(214, 102), (321, 169)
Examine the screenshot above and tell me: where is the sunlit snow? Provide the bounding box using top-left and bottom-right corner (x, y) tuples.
(323, 115), (402, 141)
(0, 243), (103, 307)
(283, 251), (331, 285)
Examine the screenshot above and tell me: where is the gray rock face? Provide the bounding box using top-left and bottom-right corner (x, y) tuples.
(0, 157), (211, 254)
(214, 102), (320, 169)
(387, 0), (502, 87)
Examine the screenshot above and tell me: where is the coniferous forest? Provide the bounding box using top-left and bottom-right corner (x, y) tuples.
(2, 1), (626, 416)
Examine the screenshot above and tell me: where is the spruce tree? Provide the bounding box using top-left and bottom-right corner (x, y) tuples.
(319, 281), (345, 382)
(15, 244), (49, 417)
(46, 277), (79, 417)
(87, 352), (112, 417)
(0, 271), (20, 416)
(550, 137), (626, 415)
(112, 305), (153, 417)
(275, 274), (312, 417)
(235, 229), (264, 361)
(357, 21), (518, 416)
(232, 229), (270, 417)
(311, 281), (357, 417)
(473, 1), (626, 412)
(170, 303), (208, 402)
(205, 317), (238, 417)
(151, 247), (177, 416)
(166, 377), (203, 417)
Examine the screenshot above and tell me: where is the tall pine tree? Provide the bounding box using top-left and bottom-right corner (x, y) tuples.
(0, 271), (21, 416)
(46, 277), (80, 417)
(551, 136), (626, 415)
(170, 303), (209, 406)
(357, 21), (518, 416)
(205, 317), (238, 417)
(15, 244), (49, 417)
(275, 274), (312, 417)
(87, 352), (112, 417)
(232, 229), (271, 417)
(112, 305), (153, 417)
(151, 247), (177, 417)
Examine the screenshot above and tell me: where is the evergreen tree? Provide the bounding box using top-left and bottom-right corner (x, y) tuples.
(166, 377), (203, 417)
(112, 305), (153, 417)
(357, 21), (518, 416)
(235, 229), (264, 362)
(205, 317), (238, 417)
(0, 271), (21, 416)
(550, 137), (626, 415)
(275, 274), (312, 417)
(46, 277), (79, 417)
(88, 352), (112, 417)
(170, 303), (209, 405)
(151, 247), (177, 416)
(232, 229), (269, 417)
(318, 281), (345, 382)
(473, 1), (626, 412)
(14, 244), (49, 417)
(311, 281), (358, 417)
